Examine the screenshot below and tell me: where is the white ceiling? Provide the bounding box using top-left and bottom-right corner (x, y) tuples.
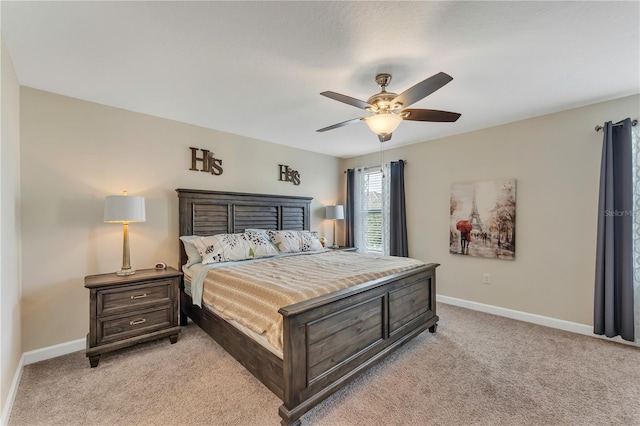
(2, 1), (639, 158)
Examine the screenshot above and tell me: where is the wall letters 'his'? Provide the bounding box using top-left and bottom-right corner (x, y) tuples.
(189, 147), (223, 175)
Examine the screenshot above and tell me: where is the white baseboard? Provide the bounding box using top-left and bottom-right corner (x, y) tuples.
(437, 294), (638, 347)
(22, 337), (85, 365)
(2, 338), (85, 425)
(1, 355), (24, 426)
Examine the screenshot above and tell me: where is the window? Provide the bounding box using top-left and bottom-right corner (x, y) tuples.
(364, 169), (383, 252)
(353, 165), (390, 255)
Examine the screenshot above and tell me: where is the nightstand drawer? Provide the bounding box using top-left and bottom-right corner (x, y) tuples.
(85, 267), (182, 367)
(97, 307), (172, 345)
(97, 280), (173, 316)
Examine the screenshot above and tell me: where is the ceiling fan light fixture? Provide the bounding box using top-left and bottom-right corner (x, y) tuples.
(317, 71), (459, 139)
(365, 112), (402, 136)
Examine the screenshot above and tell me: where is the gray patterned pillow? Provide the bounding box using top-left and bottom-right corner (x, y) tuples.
(192, 231), (278, 264)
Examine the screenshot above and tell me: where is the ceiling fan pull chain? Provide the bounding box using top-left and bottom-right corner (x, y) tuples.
(380, 141), (385, 177)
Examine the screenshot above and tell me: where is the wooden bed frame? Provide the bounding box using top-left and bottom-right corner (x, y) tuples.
(176, 189), (439, 425)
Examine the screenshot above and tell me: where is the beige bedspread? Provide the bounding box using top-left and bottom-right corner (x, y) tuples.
(201, 251), (424, 352)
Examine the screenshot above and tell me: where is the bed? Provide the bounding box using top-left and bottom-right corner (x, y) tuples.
(177, 189), (439, 425)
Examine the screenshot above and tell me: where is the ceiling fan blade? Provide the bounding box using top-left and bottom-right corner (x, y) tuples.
(378, 133), (392, 143)
(392, 72), (453, 108)
(320, 91), (373, 110)
(402, 109), (461, 122)
(317, 117), (364, 132)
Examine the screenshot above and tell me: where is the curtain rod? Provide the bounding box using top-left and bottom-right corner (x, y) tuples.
(343, 159), (406, 173)
(594, 119), (638, 132)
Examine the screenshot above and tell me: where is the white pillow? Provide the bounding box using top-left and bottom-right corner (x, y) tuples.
(179, 235), (203, 267)
(267, 230), (324, 253)
(192, 231), (279, 264)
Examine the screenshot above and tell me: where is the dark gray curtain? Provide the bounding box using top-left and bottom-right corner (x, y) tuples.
(389, 161), (408, 257)
(594, 118), (635, 341)
(345, 169), (355, 248)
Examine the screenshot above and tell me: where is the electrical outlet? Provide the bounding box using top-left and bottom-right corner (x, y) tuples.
(483, 273), (491, 284)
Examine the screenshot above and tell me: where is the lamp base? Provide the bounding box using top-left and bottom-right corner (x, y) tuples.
(116, 269), (136, 276)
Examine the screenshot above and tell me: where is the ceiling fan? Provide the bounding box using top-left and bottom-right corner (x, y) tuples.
(317, 72), (461, 142)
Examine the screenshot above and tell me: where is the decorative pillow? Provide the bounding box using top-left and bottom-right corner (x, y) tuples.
(267, 230), (324, 253)
(244, 230), (280, 256)
(245, 228), (273, 239)
(179, 235), (203, 267)
(192, 231), (279, 264)
(303, 231), (324, 251)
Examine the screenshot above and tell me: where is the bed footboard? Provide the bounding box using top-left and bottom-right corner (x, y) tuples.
(278, 263), (439, 426)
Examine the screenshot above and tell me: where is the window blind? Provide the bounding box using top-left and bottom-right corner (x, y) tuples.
(365, 170), (383, 252)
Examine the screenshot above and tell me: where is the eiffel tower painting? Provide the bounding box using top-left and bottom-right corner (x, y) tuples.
(450, 178), (516, 260)
(468, 187), (483, 233)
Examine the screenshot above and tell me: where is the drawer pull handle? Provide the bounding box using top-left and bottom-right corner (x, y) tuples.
(129, 319), (146, 326)
(130, 293), (147, 300)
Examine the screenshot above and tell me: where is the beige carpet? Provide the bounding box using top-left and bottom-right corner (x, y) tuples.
(9, 303), (640, 426)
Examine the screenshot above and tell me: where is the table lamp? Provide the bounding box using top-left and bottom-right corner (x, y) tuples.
(325, 205), (344, 249)
(104, 191), (146, 276)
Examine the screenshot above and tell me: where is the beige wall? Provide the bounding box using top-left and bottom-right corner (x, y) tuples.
(1, 35), (22, 418)
(342, 94), (640, 326)
(15, 85), (640, 352)
(19, 88), (341, 352)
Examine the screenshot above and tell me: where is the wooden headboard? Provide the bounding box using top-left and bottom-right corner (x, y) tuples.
(176, 189), (312, 267)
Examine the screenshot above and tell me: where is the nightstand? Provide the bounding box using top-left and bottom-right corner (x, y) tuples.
(327, 246), (357, 252)
(84, 267), (182, 367)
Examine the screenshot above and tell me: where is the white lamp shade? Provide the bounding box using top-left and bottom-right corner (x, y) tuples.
(365, 113), (403, 135)
(104, 195), (146, 223)
(325, 205), (344, 220)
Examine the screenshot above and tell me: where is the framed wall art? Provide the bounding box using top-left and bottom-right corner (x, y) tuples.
(450, 178), (516, 260)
